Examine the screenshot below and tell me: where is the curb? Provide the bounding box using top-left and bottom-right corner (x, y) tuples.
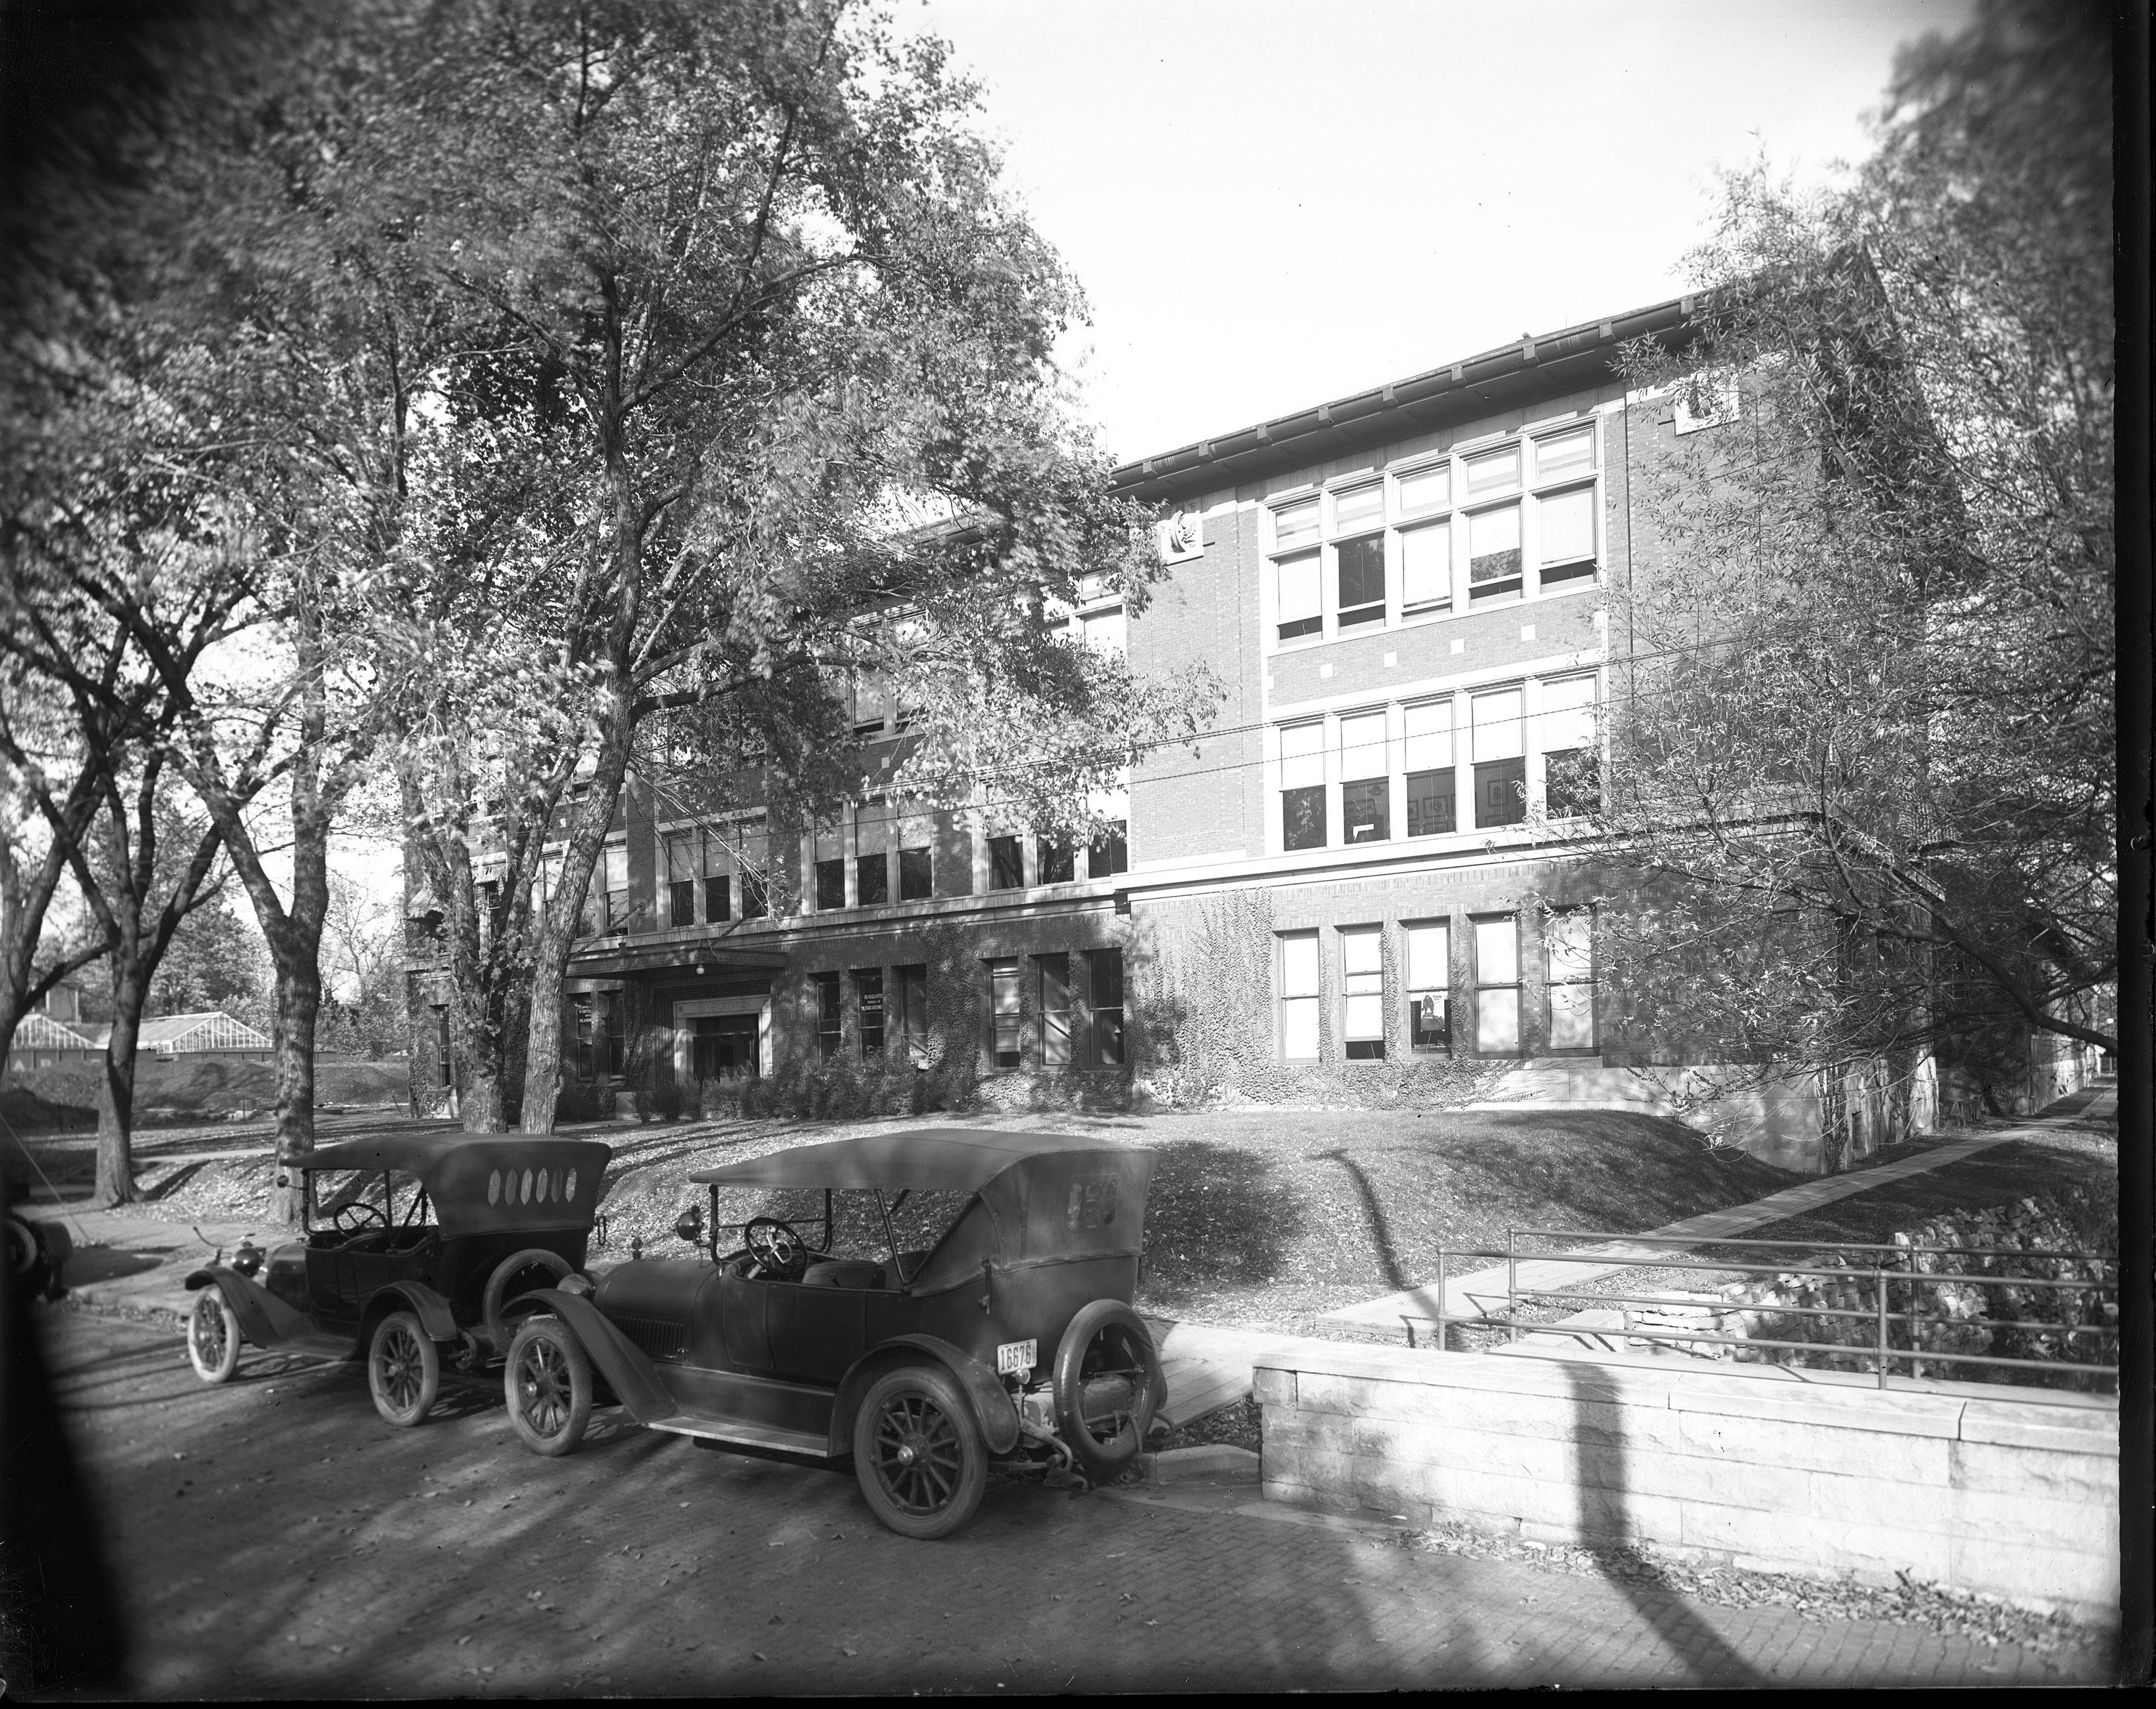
(1133, 1445), (1261, 1487)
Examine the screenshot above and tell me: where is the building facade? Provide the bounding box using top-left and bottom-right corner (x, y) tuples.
(407, 294), (1706, 1127)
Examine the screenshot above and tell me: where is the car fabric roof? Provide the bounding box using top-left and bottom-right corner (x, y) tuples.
(299, 1132), (608, 1177)
(689, 1128), (1135, 1195)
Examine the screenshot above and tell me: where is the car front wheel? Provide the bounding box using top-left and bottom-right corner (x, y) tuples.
(852, 1365), (987, 1540)
(185, 1288), (242, 1384)
(368, 1310), (441, 1427)
(504, 1317), (592, 1456)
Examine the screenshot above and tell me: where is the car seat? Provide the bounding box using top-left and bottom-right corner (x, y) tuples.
(801, 1258), (886, 1289)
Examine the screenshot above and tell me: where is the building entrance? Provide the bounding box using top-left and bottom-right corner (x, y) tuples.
(692, 1012), (761, 1080)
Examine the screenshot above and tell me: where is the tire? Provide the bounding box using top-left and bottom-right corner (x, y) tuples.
(482, 1248), (575, 1355)
(504, 1317), (592, 1457)
(186, 1288), (242, 1385)
(1052, 1300), (1163, 1484)
(368, 1310), (442, 1427)
(852, 1365), (988, 1540)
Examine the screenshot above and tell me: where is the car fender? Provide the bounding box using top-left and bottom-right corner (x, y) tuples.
(184, 1266), (315, 1352)
(357, 1280), (460, 1346)
(832, 1333), (1019, 1458)
(516, 1288), (676, 1425)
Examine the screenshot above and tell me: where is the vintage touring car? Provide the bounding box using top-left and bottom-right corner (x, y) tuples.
(501, 1128), (1167, 1538)
(183, 1133), (612, 1426)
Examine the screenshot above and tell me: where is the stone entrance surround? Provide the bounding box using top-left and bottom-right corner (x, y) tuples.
(1255, 1338), (2118, 1625)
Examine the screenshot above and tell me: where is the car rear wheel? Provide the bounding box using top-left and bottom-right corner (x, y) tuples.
(852, 1365), (987, 1540)
(1053, 1300), (1164, 1484)
(185, 1288), (242, 1384)
(368, 1310), (441, 1427)
(482, 1248), (575, 1356)
(504, 1317), (592, 1456)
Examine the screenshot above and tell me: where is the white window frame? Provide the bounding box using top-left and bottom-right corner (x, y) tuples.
(1340, 926), (1385, 1061)
(1279, 930), (1321, 1062)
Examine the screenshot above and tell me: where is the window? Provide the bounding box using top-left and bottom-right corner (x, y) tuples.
(599, 990), (626, 1075)
(692, 1012), (759, 1080)
(1088, 948), (1124, 1066)
(1276, 551), (1321, 642)
(894, 963), (929, 1064)
(988, 960), (1021, 1067)
(1472, 689), (1526, 829)
(1039, 837), (1076, 884)
(1538, 675), (1600, 818)
(1546, 910), (1596, 1050)
(814, 971), (842, 1060)
(856, 798), (891, 905)
(740, 868), (768, 919)
(1464, 444), (1520, 498)
(1400, 520), (1450, 614)
(1280, 722), (1326, 851)
(1079, 606), (1126, 655)
(1473, 915), (1520, 1054)
(856, 852), (889, 906)
(989, 834), (1024, 891)
(1533, 424), (1595, 482)
(572, 993), (595, 1080)
(852, 671), (889, 735)
(1404, 700), (1456, 836)
(1467, 503), (1522, 599)
(601, 844), (630, 932)
(1406, 921), (1450, 1051)
(705, 873), (732, 924)
(815, 859), (846, 911)
(1341, 926), (1385, 1060)
(1334, 536), (1385, 629)
(1339, 711), (1389, 844)
(1274, 496), (1320, 550)
(1533, 425), (1597, 585)
(1087, 821), (1128, 878)
(435, 1007), (453, 1088)
(855, 968), (885, 1058)
(1396, 461), (1450, 517)
(665, 833), (697, 928)
(1280, 932), (1320, 1061)
(1038, 953), (1072, 1067)
(899, 845), (933, 901)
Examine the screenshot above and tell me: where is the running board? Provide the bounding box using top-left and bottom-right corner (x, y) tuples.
(647, 1414), (833, 1459)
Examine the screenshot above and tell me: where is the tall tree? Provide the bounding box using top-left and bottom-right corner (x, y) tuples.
(375, 0), (1215, 1132)
(1593, 0), (2115, 1102)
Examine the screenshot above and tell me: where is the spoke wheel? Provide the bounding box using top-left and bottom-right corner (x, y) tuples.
(1053, 1300), (1163, 1484)
(852, 1366), (986, 1540)
(186, 1288), (241, 1384)
(504, 1317), (592, 1457)
(367, 1310), (441, 1427)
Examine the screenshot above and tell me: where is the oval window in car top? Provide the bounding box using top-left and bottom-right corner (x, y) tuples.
(538, 1170), (551, 1204)
(488, 1170), (501, 1205)
(564, 1169), (578, 1203)
(1066, 1176), (1118, 1230)
(522, 1168), (535, 1204)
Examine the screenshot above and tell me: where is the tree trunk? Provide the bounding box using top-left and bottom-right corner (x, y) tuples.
(92, 972), (145, 1207)
(270, 953), (321, 1209)
(519, 955), (567, 1135)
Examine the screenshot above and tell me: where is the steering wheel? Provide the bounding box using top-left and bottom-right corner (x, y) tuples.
(743, 1216), (809, 1281)
(333, 1200), (389, 1237)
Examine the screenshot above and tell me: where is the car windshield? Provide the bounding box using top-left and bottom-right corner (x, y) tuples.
(710, 1183), (976, 1267)
(308, 1168), (434, 1234)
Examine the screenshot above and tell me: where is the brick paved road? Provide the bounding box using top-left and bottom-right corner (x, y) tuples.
(28, 1311), (2110, 1696)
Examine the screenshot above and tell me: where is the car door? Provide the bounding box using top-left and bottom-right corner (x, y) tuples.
(764, 1282), (871, 1383)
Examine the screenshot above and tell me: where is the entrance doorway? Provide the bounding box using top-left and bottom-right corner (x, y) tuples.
(692, 1012), (761, 1080)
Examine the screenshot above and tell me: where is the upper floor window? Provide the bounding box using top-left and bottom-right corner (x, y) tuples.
(1279, 722), (1326, 852)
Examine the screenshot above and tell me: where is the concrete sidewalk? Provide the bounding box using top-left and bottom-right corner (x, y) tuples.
(1320, 1092), (2117, 1338)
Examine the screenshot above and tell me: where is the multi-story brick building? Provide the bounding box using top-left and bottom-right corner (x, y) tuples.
(410, 292), (1772, 1126)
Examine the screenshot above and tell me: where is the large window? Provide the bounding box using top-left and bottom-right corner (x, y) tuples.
(989, 834), (1025, 892)
(1088, 949), (1124, 1067)
(899, 844), (933, 902)
(1403, 700), (1455, 837)
(855, 969), (885, 1058)
(1279, 931), (1321, 1061)
(856, 851), (889, 906)
(601, 844), (630, 932)
(1534, 426), (1598, 585)
(1280, 722), (1326, 852)
(1334, 482), (1386, 629)
(1037, 953), (1072, 1067)
(705, 873), (732, 924)
(1406, 921), (1450, 1051)
(1546, 910), (1596, 1051)
(856, 798), (891, 906)
(987, 960), (1021, 1068)
(1537, 674), (1600, 818)
(1472, 688), (1527, 829)
(894, 963), (929, 1064)
(1038, 836), (1076, 884)
(1272, 497), (1321, 642)
(1472, 915), (1520, 1055)
(1339, 711), (1389, 844)
(1340, 926), (1385, 1060)
(815, 859), (846, 911)
(665, 833), (697, 928)
(1087, 820), (1128, 878)
(813, 972), (842, 1060)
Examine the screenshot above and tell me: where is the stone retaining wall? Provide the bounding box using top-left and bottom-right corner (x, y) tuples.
(1255, 1341), (2118, 1623)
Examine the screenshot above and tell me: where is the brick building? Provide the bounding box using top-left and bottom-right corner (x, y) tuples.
(410, 291), (1923, 1147)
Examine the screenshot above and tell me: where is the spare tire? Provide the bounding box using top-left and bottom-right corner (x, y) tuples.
(1052, 1299), (1164, 1484)
(482, 1248), (575, 1355)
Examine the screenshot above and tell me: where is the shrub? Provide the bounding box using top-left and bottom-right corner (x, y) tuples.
(553, 1081), (614, 1124)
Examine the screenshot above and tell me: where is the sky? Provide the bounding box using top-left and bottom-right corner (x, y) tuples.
(904, 0), (1976, 461)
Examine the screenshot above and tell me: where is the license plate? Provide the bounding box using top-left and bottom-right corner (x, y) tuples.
(996, 1338), (1037, 1375)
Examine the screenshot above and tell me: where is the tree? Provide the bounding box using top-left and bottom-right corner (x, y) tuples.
(374, 0), (1215, 1132)
(317, 874), (403, 1059)
(1593, 0), (2115, 1101)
